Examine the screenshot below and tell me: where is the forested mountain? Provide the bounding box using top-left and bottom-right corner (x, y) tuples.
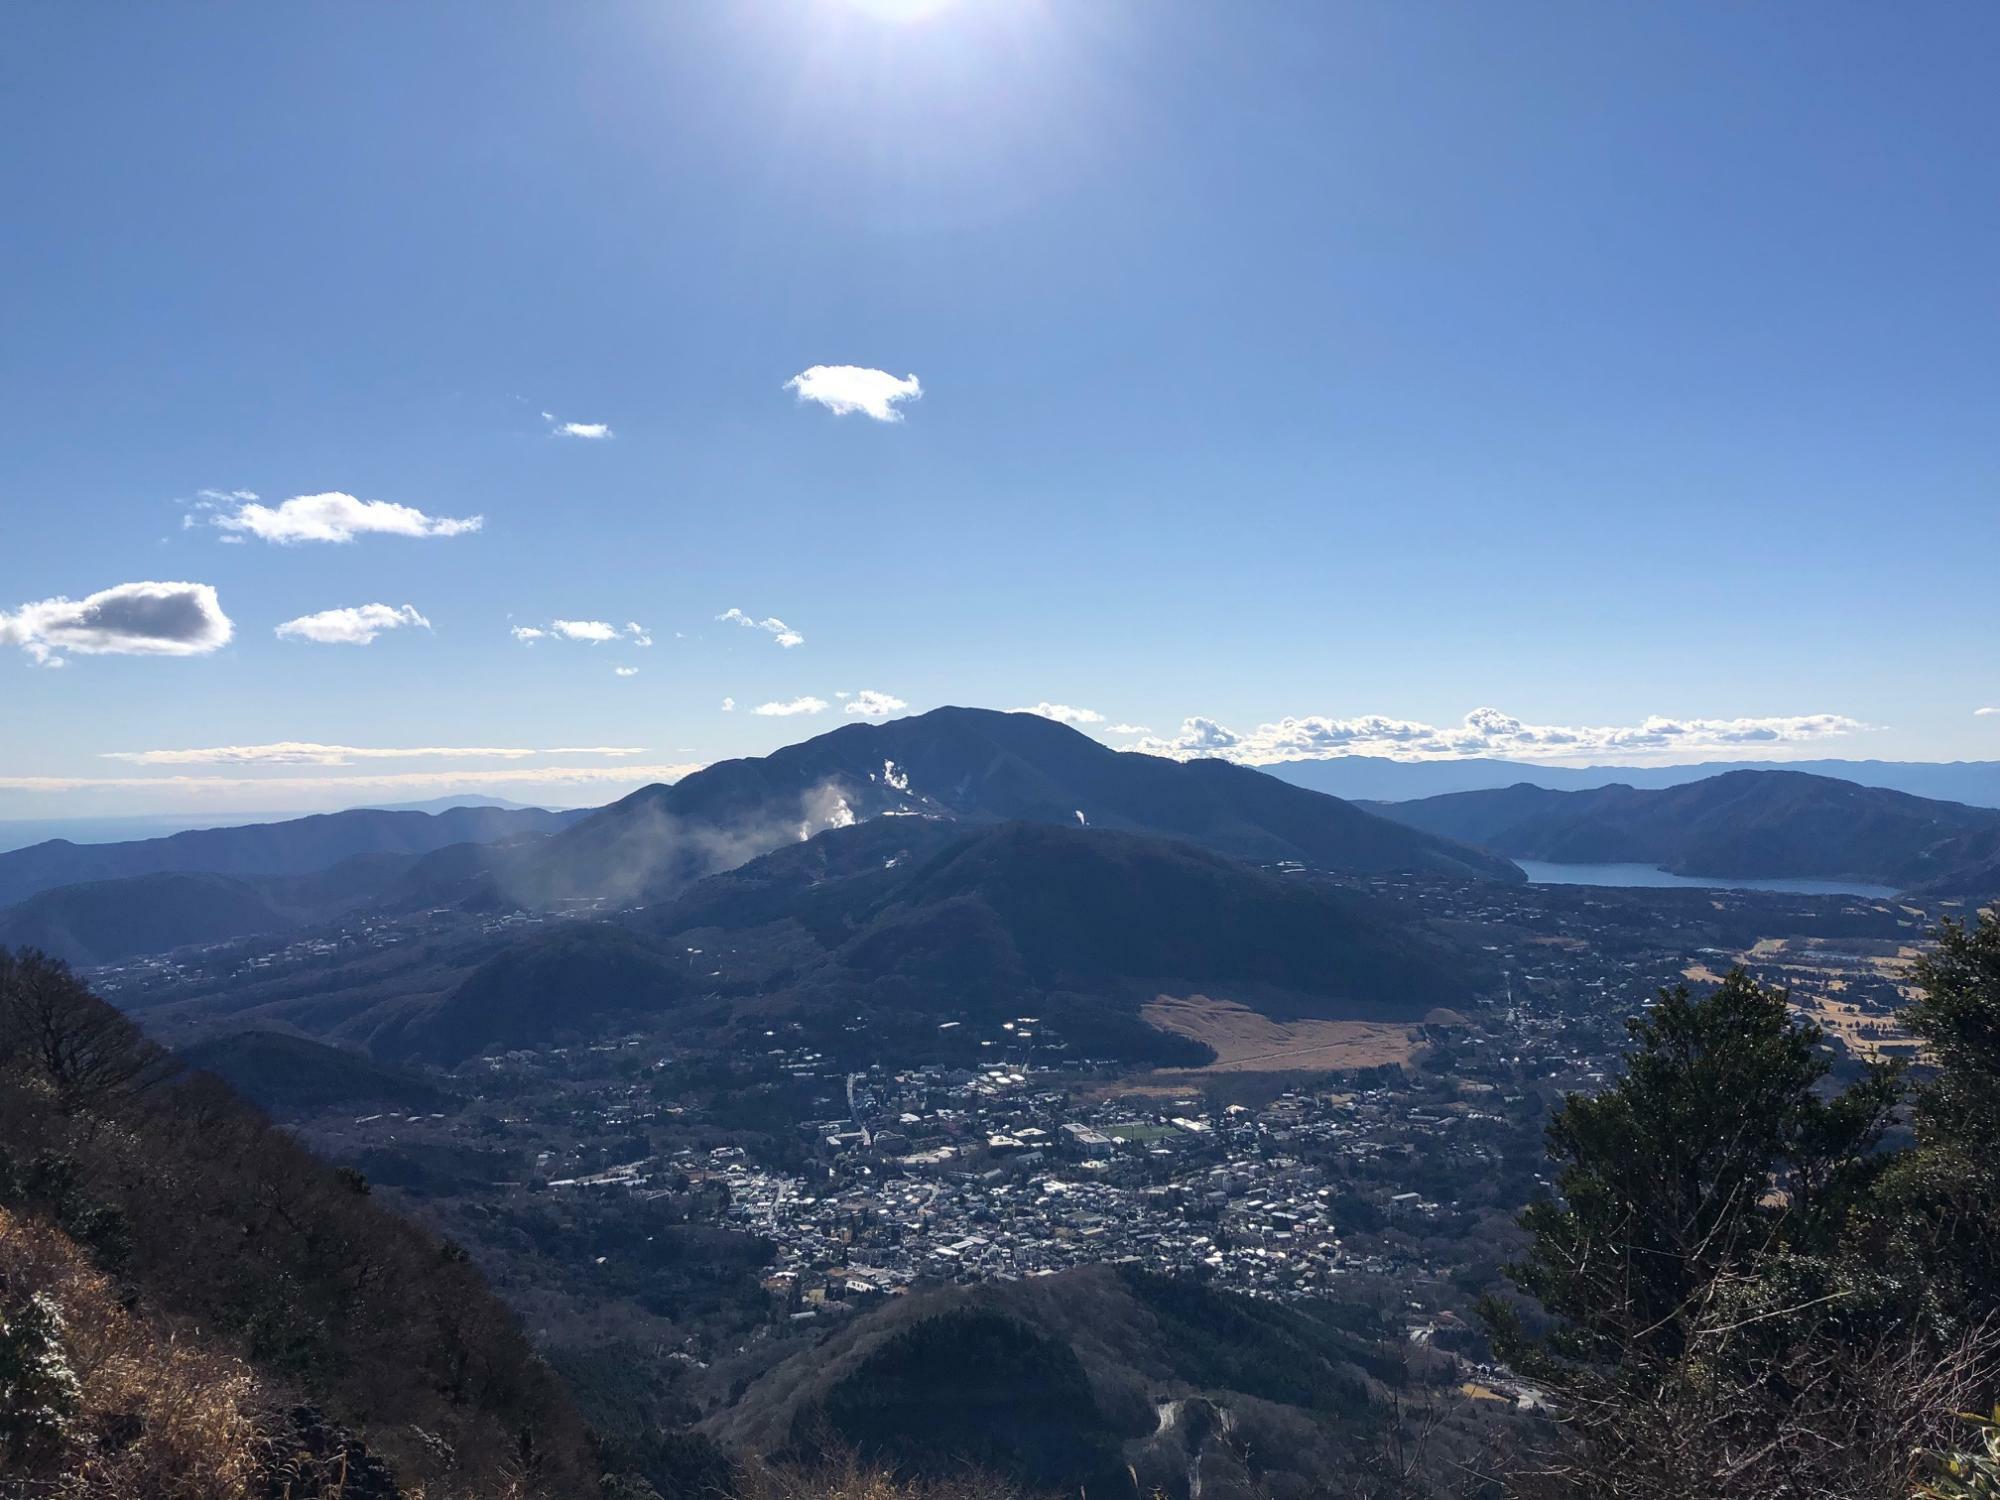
(0, 948), (597, 1497)
(437, 707), (1521, 910)
(707, 1263), (1510, 1499)
(0, 802), (583, 907)
(1364, 768), (2000, 884)
(364, 819), (1480, 1066)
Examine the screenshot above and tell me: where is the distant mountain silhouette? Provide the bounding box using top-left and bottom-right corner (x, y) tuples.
(0, 803), (585, 907)
(1365, 769), (2000, 884)
(1270, 755), (2000, 808)
(460, 706), (1520, 908)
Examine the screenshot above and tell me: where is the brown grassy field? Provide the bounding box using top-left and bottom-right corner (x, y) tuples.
(1139, 993), (1418, 1074)
(1684, 936), (1923, 1064)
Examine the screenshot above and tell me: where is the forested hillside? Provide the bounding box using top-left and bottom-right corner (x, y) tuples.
(0, 947), (598, 1498)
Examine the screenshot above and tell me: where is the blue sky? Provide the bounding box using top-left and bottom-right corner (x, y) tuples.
(3, 1), (1996, 814)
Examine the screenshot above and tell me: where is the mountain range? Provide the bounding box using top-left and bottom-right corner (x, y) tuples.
(425, 706), (1522, 911)
(0, 802), (583, 908)
(1364, 768), (2000, 885)
(1270, 754), (2000, 807)
(356, 816), (1484, 1067)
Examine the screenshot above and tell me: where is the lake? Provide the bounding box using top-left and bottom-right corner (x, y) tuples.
(1515, 861), (1901, 901)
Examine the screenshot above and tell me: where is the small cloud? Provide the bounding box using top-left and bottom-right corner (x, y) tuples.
(1011, 702), (1105, 725)
(784, 365), (922, 423)
(511, 626), (548, 643)
(275, 602), (430, 646)
(717, 607), (804, 648)
(1107, 723), (1151, 736)
(203, 491), (481, 545)
(625, 622), (652, 646)
(721, 697), (736, 712)
(752, 696), (829, 717)
(543, 411), (612, 439)
(1977, 707), (1999, 717)
(845, 690), (908, 718)
(614, 665), (639, 677)
(550, 619), (618, 643)
(2, 581), (234, 665)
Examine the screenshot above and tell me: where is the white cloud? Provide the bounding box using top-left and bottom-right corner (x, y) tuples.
(548, 415), (612, 439)
(550, 619), (618, 643)
(721, 697), (736, 712)
(1011, 702), (1105, 725)
(614, 666), (639, 677)
(275, 602), (430, 646)
(752, 696), (830, 717)
(515, 618), (650, 647)
(785, 365), (922, 422)
(1977, 707), (1999, 717)
(1107, 723), (1151, 735)
(204, 491), (482, 544)
(717, 607), (804, 648)
(1, 581), (234, 665)
(845, 690), (908, 718)
(1123, 706), (1875, 766)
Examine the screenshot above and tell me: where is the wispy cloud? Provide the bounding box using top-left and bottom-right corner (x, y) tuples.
(1124, 706), (1875, 766)
(275, 602), (430, 645)
(721, 697), (736, 712)
(1977, 707), (1999, 717)
(2, 582), (234, 666)
(844, 690), (908, 718)
(614, 665), (639, 677)
(101, 742), (646, 767)
(717, 607), (804, 648)
(752, 696), (830, 717)
(513, 619), (650, 646)
(541, 411), (612, 440)
(200, 491), (481, 544)
(2, 764), (704, 797)
(785, 365), (922, 422)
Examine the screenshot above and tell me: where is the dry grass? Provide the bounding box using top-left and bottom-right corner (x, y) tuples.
(1140, 993), (1418, 1074)
(0, 1205), (263, 1499)
(737, 1454), (1032, 1500)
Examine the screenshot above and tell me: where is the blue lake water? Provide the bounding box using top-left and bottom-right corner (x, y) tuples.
(1515, 860), (1901, 901)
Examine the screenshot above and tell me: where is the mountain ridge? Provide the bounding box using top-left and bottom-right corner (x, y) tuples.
(1363, 768), (2000, 885)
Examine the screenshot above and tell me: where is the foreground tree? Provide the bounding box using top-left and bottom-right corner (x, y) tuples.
(1875, 911), (2000, 1328)
(1480, 969), (1967, 1499)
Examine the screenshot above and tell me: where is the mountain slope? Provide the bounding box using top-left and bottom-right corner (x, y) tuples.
(0, 803), (584, 907)
(469, 707), (1520, 908)
(1366, 769), (2000, 883)
(348, 819), (1481, 1068)
(707, 1264), (1502, 1499)
(0, 870), (299, 965)
(0, 947), (597, 1497)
